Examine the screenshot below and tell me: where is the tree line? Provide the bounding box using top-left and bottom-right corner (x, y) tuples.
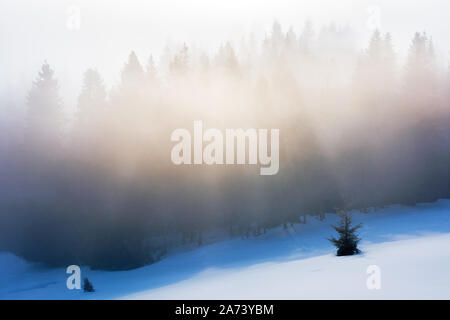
(1, 22), (450, 269)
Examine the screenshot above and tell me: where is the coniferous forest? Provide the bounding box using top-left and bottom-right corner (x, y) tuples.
(1, 22), (450, 270)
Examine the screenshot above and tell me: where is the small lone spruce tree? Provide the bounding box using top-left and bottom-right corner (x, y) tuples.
(328, 211), (362, 256)
(83, 277), (95, 293)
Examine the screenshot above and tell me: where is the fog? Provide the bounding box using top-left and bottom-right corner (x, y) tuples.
(1, 0), (450, 109)
(0, 1), (450, 270)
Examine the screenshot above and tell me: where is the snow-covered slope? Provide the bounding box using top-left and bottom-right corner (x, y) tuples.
(124, 234), (450, 300)
(1, 200), (450, 299)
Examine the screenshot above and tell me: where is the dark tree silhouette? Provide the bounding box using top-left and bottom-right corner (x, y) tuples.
(329, 211), (362, 256)
(83, 278), (95, 293)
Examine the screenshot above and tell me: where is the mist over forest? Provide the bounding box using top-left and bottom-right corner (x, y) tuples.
(1, 19), (450, 270)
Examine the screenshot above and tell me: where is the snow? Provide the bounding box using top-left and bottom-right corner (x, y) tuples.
(124, 234), (450, 300)
(1, 200), (450, 299)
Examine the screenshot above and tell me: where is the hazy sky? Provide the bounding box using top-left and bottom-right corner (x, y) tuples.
(1, 0), (449, 109)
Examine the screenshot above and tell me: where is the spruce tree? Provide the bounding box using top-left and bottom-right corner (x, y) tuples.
(169, 43), (189, 76)
(77, 69), (106, 121)
(404, 32), (438, 105)
(367, 29), (382, 63)
(145, 54), (158, 86)
(299, 20), (314, 55)
(83, 277), (95, 292)
(328, 211), (362, 256)
(26, 61), (62, 149)
(72, 68), (107, 152)
(121, 51), (145, 91)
